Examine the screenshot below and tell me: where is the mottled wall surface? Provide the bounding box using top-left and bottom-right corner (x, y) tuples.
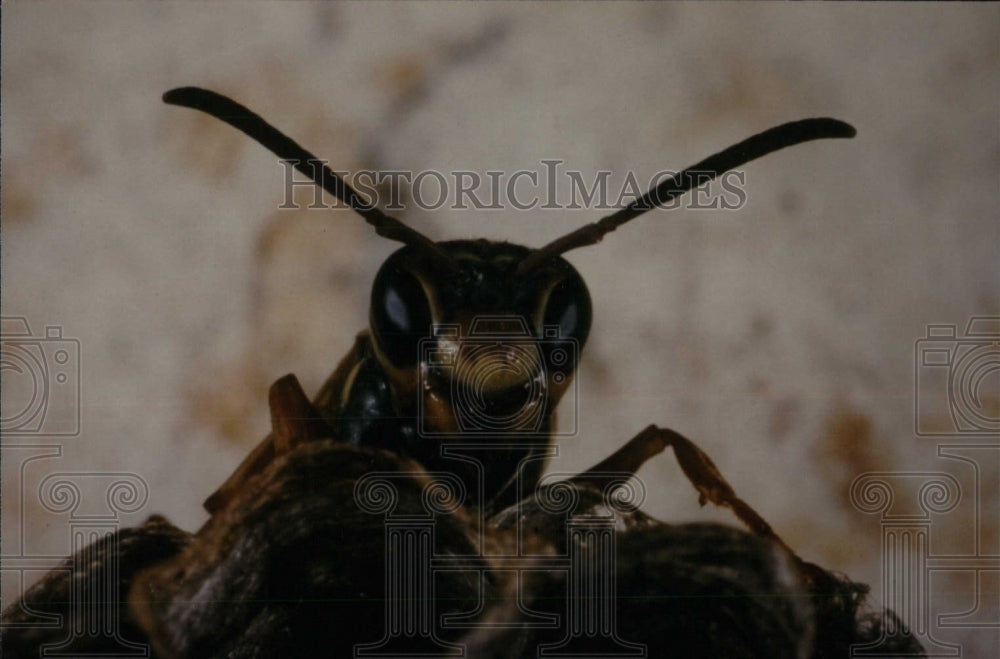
(3, 3), (998, 655)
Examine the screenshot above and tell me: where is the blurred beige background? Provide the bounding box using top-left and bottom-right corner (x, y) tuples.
(3, 3), (998, 654)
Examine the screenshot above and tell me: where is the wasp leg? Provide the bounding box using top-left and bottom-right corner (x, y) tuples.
(576, 425), (797, 556)
(204, 374), (334, 516)
(648, 426), (844, 590)
(269, 374), (335, 453)
(571, 424), (671, 489)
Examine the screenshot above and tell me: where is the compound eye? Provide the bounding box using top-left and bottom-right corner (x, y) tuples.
(542, 274), (592, 353)
(370, 263), (433, 367)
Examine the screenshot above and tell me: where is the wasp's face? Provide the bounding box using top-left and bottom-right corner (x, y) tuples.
(369, 240), (592, 435)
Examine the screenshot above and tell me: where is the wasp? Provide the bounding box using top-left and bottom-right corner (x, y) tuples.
(8, 88), (928, 658)
(160, 87), (856, 518)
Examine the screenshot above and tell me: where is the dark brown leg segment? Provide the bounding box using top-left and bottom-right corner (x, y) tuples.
(575, 425), (797, 558)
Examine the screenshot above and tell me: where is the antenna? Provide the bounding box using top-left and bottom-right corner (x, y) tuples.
(163, 87), (457, 270)
(517, 118), (856, 275)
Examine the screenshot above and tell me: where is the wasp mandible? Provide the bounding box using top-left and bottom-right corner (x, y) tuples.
(162, 87), (855, 515)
